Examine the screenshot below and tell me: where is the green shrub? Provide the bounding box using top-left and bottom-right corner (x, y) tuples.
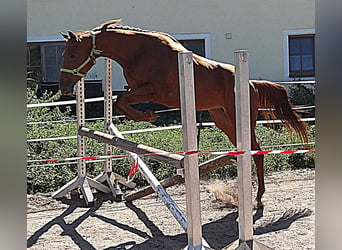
(288, 84), (315, 106)
(288, 83), (315, 118)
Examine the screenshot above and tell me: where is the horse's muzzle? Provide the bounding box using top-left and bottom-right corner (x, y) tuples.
(59, 85), (74, 96)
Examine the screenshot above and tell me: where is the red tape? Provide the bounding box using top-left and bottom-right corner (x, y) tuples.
(184, 150), (198, 155)
(28, 149), (315, 164)
(126, 157), (139, 182)
(253, 150), (272, 155)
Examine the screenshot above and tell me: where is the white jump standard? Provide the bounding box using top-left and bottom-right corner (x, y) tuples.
(95, 59), (124, 197)
(52, 78), (112, 204)
(52, 59), (136, 204)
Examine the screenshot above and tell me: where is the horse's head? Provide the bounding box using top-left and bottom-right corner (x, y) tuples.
(59, 30), (101, 96)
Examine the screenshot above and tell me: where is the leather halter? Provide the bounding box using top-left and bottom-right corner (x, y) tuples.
(60, 32), (102, 78)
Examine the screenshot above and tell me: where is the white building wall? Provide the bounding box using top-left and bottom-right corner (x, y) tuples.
(27, 0), (314, 88)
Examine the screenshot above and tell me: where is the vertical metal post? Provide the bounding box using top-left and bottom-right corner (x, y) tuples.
(104, 58), (113, 173)
(94, 58), (123, 197)
(76, 79), (87, 178)
(76, 78), (94, 204)
(178, 51), (204, 249)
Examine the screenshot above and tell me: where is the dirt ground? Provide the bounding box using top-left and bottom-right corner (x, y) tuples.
(27, 169), (314, 250)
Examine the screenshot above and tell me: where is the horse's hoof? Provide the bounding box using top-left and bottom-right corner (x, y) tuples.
(253, 200), (264, 210)
(146, 111), (159, 122)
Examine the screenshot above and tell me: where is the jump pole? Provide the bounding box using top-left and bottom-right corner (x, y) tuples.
(178, 51), (210, 250)
(108, 122), (192, 226)
(226, 50), (272, 250)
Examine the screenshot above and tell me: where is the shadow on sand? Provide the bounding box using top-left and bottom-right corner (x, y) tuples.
(27, 193), (312, 250)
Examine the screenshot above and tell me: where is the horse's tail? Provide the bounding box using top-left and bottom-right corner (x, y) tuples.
(251, 80), (309, 143)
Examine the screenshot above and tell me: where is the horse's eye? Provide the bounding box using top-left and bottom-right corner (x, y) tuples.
(69, 53), (76, 59)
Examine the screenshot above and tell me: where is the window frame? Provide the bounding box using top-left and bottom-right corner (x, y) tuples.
(40, 42), (66, 83)
(27, 43), (42, 82)
(283, 29), (315, 81)
(172, 33), (211, 58)
(27, 36), (66, 84)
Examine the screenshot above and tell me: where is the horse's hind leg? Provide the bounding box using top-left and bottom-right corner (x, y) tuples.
(251, 133), (265, 209)
(209, 108), (265, 209)
(208, 108), (236, 144)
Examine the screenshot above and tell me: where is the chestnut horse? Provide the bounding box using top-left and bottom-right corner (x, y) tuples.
(59, 19), (308, 208)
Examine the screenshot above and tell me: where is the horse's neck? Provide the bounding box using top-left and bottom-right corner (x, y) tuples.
(97, 31), (142, 67)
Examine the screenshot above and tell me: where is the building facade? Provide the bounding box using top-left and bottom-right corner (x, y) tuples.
(27, 0), (315, 93)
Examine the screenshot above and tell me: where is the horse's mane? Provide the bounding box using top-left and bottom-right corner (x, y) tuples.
(79, 20), (233, 71)
(89, 20), (181, 45)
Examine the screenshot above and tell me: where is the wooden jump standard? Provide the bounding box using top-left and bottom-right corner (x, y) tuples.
(226, 50), (272, 250)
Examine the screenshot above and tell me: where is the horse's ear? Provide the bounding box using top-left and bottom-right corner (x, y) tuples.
(67, 30), (78, 40)
(60, 32), (69, 40)
(102, 19), (122, 30)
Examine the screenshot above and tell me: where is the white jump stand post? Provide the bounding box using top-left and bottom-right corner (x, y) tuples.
(95, 58), (123, 197)
(178, 51), (211, 250)
(227, 50), (272, 250)
(52, 78), (110, 205)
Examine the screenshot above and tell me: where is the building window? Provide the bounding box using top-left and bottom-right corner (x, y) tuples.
(173, 33), (211, 58)
(179, 39), (206, 57)
(283, 29), (315, 81)
(27, 44), (42, 82)
(289, 35), (315, 78)
(41, 43), (66, 83)
(27, 42), (65, 84)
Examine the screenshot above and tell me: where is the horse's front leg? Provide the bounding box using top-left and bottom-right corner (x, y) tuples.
(114, 83), (160, 122)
